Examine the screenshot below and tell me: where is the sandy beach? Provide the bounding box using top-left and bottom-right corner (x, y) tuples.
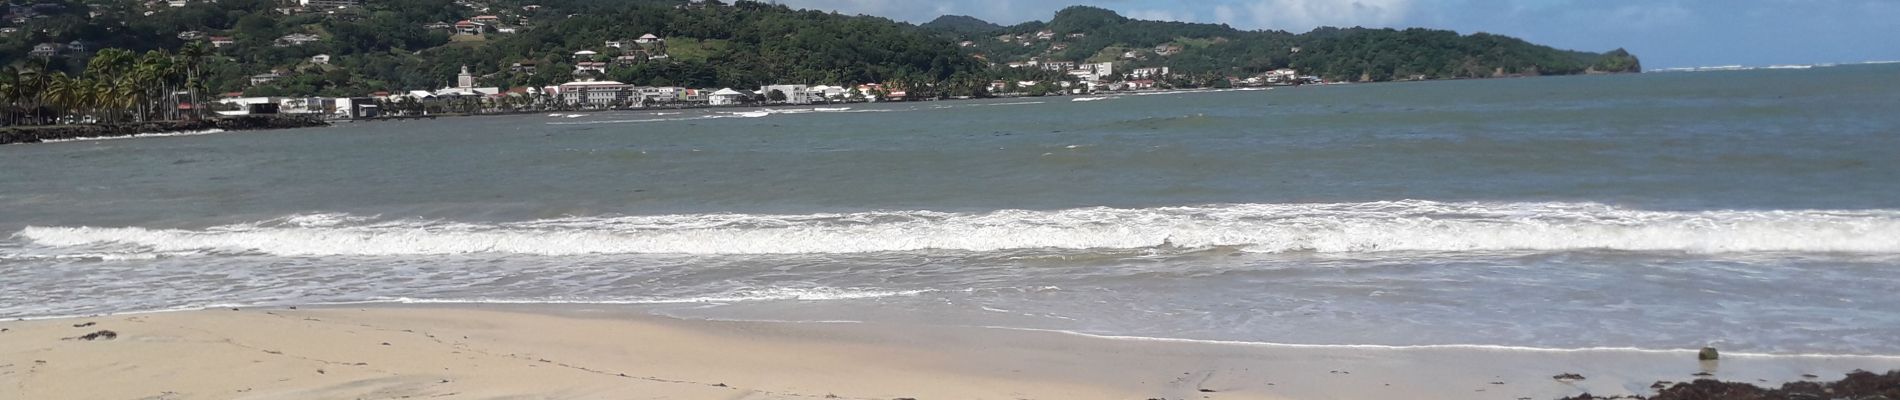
(1, 306), (1894, 400)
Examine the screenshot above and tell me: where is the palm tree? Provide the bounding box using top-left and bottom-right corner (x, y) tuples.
(0, 65), (21, 125)
(178, 42), (209, 120)
(44, 72), (78, 122)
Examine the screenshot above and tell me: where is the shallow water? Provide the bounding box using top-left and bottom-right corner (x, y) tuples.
(4, 65), (1899, 355)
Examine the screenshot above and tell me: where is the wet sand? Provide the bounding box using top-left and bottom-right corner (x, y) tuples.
(3, 305), (1897, 400)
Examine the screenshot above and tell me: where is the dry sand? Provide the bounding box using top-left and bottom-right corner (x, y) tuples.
(3, 305), (1897, 400)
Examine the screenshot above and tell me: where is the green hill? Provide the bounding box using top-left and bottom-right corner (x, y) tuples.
(937, 6), (1642, 81)
(920, 15), (1003, 35)
(0, 1), (1638, 100)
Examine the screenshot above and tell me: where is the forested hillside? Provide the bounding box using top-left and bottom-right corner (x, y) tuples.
(933, 6), (1642, 82)
(1, 1), (1638, 100)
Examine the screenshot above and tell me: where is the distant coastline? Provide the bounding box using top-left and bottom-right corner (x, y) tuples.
(0, 115), (329, 145)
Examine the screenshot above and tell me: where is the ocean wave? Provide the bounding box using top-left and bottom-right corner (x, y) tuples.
(376, 287), (933, 305)
(14, 201), (1900, 256)
(41, 129), (229, 143)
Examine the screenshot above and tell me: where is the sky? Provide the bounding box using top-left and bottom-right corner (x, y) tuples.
(771, 0), (1900, 69)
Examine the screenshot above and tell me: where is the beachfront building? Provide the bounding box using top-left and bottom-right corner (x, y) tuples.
(556, 80), (638, 108)
(1129, 67), (1170, 79)
(1265, 68), (1299, 84)
(434, 66), (501, 97)
(759, 84), (812, 104)
(708, 88), (746, 106)
(807, 85), (846, 101)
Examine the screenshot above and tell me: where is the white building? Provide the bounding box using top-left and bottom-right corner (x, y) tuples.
(758, 84), (811, 104)
(556, 80), (637, 107)
(807, 85), (845, 101)
(310, 54), (331, 65)
(708, 88), (747, 106)
(434, 66), (500, 97)
(1129, 67), (1170, 79)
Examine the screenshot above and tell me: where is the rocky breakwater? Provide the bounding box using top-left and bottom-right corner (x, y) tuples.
(0, 115), (330, 145)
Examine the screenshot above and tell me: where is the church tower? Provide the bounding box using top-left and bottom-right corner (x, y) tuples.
(457, 65), (474, 89)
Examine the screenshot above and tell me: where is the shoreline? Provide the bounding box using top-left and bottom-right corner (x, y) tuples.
(0, 86), (1292, 145)
(5, 304), (1897, 400)
(0, 116), (331, 145)
(13, 301), (1900, 360)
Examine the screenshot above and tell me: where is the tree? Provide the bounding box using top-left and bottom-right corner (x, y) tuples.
(766, 89), (786, 103)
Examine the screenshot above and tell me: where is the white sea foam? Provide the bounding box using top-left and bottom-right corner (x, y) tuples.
(378, 287), (932, 304)
(14, 201), (1900, 257)
(41, 129), (229, 143)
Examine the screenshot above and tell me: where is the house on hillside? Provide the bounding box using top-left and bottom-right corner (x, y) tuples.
(274, 33), (320, 47)
(311, 54), (331, 64)
(605, 40), (625, 49)
(28, 43), (58, 57)
(613, 54), (646, 66)
(1129, 67), (1170, 79)
(1040, 61), (1075, 71)
(634, 33), (662, 44)
(573, 61), (606, 75)
(177, 31), (205, 40)
(1034, 30), (1054, 40)
(509, 60), (537, 73)
(209, 36), (235, 48)
(423, 21), (453, 30)
(1154, 44), (1182, 56)
(471, 15), (500, 24)
(453, 20), (481, 35)
(250, 72), (282, 86)
(572, 50), (598, 60)
(299, 0), (360, 8)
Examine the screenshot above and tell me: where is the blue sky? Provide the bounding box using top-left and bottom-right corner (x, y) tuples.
(773, 0), (1900, 68)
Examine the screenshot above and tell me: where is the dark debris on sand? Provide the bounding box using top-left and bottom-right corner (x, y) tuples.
(1559, 370), (1900, 400)
(72, 330), (118, 341)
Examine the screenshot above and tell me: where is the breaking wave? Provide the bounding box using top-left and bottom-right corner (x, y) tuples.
(13, 201), (1900, 257)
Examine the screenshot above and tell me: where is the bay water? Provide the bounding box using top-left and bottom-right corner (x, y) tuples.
(4, 65), (1899, 355)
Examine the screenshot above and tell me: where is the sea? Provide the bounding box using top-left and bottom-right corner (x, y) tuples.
(4, 64), (1899, 356)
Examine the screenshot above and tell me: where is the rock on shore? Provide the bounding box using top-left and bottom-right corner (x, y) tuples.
(0, 115), (330, 145)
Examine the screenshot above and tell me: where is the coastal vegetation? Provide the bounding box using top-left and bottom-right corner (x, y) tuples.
(931, 6), (1643, 82)
(0, 45), (210, 126)
(1, 0), (1640, 105)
